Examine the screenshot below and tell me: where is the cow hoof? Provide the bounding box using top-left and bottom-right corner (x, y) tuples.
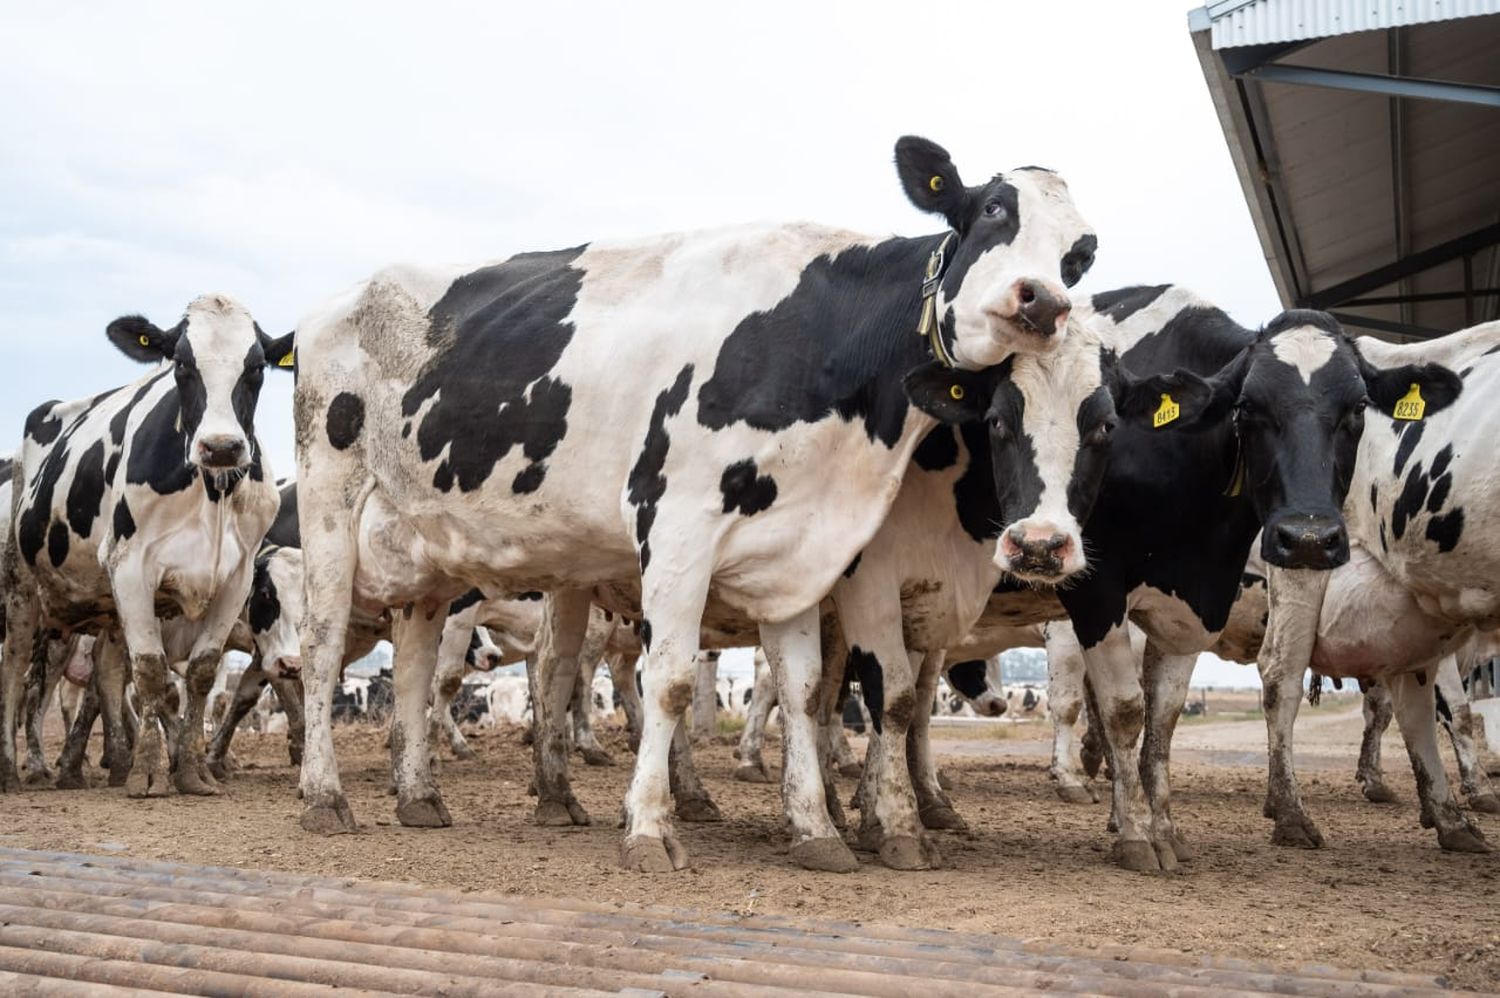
(526, 778), (537, 797)
(452, 743), (477, 762)
(838, 761), (863, 779)
(173, 764), (222, 797)
(675, 796), (723, 823)
(1113, 840), (1162, 873)
(852, 822), (883, 853)
(1361, 780), (1399, 804)
(22, 766), (54, 788)
(1170, 834), (1195, 864)
(397, 795), (452, 828)
(126, 765), (171, 799)
(207, 757), (232, 783)
(1055, 784), (1097, 805)
(1081, 748), (1104, 780)
(936, 769), (953, 792)
(106, 764), (130, 788)
(621, 835), (688, 873)
(0, 769), (21, 794)
(918, 803), (968, 831)
(534, 797), (590, 827)
(879, 835), (941, 871)
(1438, 823), (1491, 853)
(580, 747), (615, 767)
(1270, 817), (1324, 849)
(1153, 839), (1180, 873)
(1468, 792), (1500, 815)
(288, 746), (303, 766)
(790, 837), (859, 873)
(301, 797), (357, 834)
(55, 769), (89, 790)
(733, 762), (771, 784)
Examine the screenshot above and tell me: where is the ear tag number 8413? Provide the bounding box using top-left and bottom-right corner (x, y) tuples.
(1153, 392), (1180, 429)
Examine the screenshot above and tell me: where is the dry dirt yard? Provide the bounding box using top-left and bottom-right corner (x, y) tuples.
(4, 703), (1498, 991)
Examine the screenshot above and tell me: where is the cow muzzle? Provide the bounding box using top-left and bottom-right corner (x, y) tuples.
(1263, 514), (1349, 570)
(196, 433), (249, 469)
(998, 523), (1083, 583)
(988, 278), (1071, 341)
(270, 654), (302, 679)
(971, 693), (1007, 718)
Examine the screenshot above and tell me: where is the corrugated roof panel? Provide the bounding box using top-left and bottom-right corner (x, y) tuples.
(1208, 0), (1500, 47)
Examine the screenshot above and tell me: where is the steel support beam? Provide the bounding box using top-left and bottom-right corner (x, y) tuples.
(1239, 63), (1500, 108)
(1347, 288), (1500, 307)
(1301, 223), (1500, 310)
(1328, 311), (1450, 341)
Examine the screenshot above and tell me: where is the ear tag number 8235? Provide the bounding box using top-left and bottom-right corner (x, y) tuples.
(1393, 383), (1426, 421)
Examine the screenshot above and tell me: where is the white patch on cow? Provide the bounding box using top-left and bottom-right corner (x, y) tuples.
(179, 294), (263, 467)
(1270, 325), (1337, 386)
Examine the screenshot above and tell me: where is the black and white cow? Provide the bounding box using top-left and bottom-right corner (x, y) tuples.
(291, 137), (1100, 872)
(1258, 320), (1499, 852)
(0, 296), (291, 795)
(1007, 286), (1460, 872)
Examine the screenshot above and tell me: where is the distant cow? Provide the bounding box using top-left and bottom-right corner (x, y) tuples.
(1, 296), (291, 795)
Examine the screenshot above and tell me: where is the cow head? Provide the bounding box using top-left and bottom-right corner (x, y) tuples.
(943, 657), (1007, 717)
(248, 546), (303, 679)
(106, 294), (295, 472)
(896, 137), (1096, 368)
(1113, 311), (1462, 570)
(464, 625), (506, 671)
(906, 324), (1129, 582)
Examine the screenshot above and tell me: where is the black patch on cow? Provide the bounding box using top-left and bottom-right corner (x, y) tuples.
(696, 236), (936, 448)
(1435, 684), (1453, 725)
(248, 557), (280, 634)
(64, 440), (107, 540)
(1368, 482), (1378, 513)
(626, 365), (693, 574)
(511, 463), (546, 493)
(401, 421), (411, 439)
(1427, 443), (1454, 481)
(639, 619), (652, 653)
(1379, 520), (1388, 552)
(1061, 234), (1097, 288)
(112, 497), (136, 541)
(1390, 461), (1426, 541)
(946, 659), (989, 699)
(1392, 420), (1424, 477)
(1090, 285), (1169, 324)
(953, 420), (1005, 542)
(842, 553), (862, 578)
(449, 588), (484, 615)
(46, 521), (69, 567)
(465, 629), (482, 666)
(0, 458), (10, 489)
(849, 646), (884, 735)
(401, 247), (584, 494)
(913, 425), (959, 470)
(325, 392), (365, 450)
(719, 459), (777, 516)
(1425, 508), (1464, 553)
(125, 390), (195, 496)
(265, 481), (299, 548)
(24, 403), (63, 445)
(519, 591), (542, 601)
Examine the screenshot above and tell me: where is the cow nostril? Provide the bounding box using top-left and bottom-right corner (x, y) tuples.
(1045, 533), (1068, 552)
(1019, 283), (1036, 305)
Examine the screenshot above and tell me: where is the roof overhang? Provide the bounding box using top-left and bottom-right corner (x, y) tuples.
(1189, 1), (1500, 340)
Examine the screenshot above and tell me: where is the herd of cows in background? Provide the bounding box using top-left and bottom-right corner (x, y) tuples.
(2, 135), (1499, 877)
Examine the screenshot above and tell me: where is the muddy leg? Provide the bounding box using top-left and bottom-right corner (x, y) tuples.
(1355, 680), (1398, 803)
(910, 650), (964, 832)
(22, 638), (64, 785)
(95, 635), (132, 785)
(1391, 669), (1489, 852)
(605, 652), (643, 754)
(1434, 656), (1500, 814)
(532, 589), (592, 827)
(206, 657), (271, 780)
(0, 591), (41, 793)
(54, 678), (102, 790)
(734, 649), (776, 783)
(270, 676), (305, 767)
(573, 652), (614, 767)
(172, 651), (225, 796)
(670, 708), (721, 822)
(389, 605), (451, 827)
(1045, 623), (1097, 804)
(1259, 567), (1329, 849)
(1140, 644), (1197, 863)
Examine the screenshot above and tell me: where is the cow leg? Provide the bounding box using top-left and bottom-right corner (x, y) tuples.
(169, 651), (226, 796)
(1356, 680), (1398, 803)
(429, 652), (472, 763)
(1080, 676), (1107, 780)
(1081, 623), (1170, 872)
(670, 704), (721, 822)
(1258, 567), (1329, 850)
(1433, 656), (1500, 814)
(574, 649), (614, 767)
(734, 652), (776, 783)
(690, 649), (718, 742)
(96, 635), (132, 785)
(54, 677), (102, 790)
(388, 605), (451, 827)
(1046, 623), (1096, 804)
(831, 721), (861, 779)
(22, 640), (64, 786)
(270, 676), (305, 767)
(1139, 644), (1196, 863)
(605, 652), (642, 754)
(206, 657), (271, 780)
(0, 590), (41, 792)
(533, 589), (592, 827)
(758, 607), (857, 873)
(1390, 669), (1490, 852)
(908, 650), (963, 832)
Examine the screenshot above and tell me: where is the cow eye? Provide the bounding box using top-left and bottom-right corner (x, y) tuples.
(988, 417), (1012, 442)
(983, 202), (1007, 220)
(1085, 417), (1116, 446)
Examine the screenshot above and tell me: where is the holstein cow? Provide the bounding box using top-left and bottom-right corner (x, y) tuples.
(1257, 317), (1499, 850)
(291, 137), (1096, 872)
(995, 287), (1460, 872)
(0, 296), (291, 795)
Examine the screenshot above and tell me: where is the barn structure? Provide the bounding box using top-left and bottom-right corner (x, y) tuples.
(1189, 0), (1500, 342)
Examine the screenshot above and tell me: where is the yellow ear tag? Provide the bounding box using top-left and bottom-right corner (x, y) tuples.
(929, 175), (944, 192)
(277, 347), (296, 369)
(1152, 392), (1180, 429)
(1392, 383), (1425, 421)
(138, 334), (150, 346)
(948, 384), (965, 401)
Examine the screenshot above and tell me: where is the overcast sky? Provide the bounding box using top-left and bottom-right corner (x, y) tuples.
(0, 1), (1278, 477)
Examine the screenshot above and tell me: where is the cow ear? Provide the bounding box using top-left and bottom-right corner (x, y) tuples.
(895, 136), (970, 231)
(107, 315), (179, 363)
(259, 329), (297, 372)
(1113, 367), (1221, 430)
(904, 361), (993, 423)
(1358, 355), (1463, 421)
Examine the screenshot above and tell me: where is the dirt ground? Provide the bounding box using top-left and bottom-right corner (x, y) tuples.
(4, 703), (1499, 991)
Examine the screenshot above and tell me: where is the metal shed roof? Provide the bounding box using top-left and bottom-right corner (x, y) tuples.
(1189, 2), (1500, 340)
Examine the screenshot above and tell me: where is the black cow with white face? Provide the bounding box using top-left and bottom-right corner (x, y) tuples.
(0, 294), (291, 795)
(292, 136), (1096, 873)
(1036, 285), (1461, 872)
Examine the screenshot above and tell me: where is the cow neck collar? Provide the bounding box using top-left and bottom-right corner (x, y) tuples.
(916, 231), (958, 368)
